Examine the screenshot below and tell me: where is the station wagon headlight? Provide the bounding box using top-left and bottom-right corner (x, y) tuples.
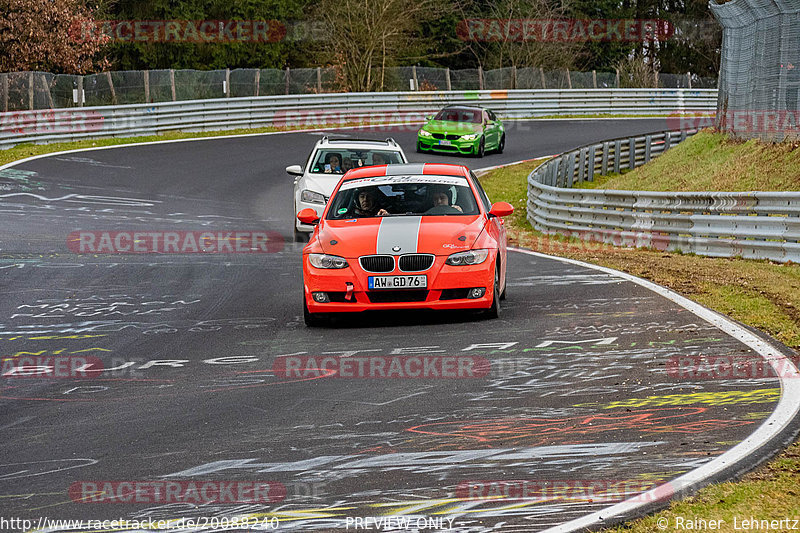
(419, 129), (433, 137)
(309, 253), (349, 269)
(446, 249), (489, 266)
(461, 133), (479, 141)
(301, 189), (326, 204)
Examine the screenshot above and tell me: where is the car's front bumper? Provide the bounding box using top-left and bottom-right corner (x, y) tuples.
(417, 136), (479, 155)
(303, 254), (496, 313)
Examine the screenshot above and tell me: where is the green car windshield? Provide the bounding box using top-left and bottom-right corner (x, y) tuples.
(433, 108), (481, 123)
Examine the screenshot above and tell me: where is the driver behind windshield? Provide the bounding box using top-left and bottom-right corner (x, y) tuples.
(430, 185), (462, 212)
(354, 189), (390, 217)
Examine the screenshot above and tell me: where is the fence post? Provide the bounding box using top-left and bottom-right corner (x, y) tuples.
(169, 69), (176, 101)
(412, 66), (418, 91)
(76, 75), (83, 108)
(664, 131), (672, 151)
(511, 66), (517, 89)
(644, 135), (652, 163)
(254, 69), (261, 96)
(41, 74), (54, 109)
(28, 72), (34, 110)
(1, 73), (7, 112)
(106, 71), (117, 105)
(613, 140), (622, 173)
(566, 69), (572, 89)
(478, 66), (484, 90)
(316, 67), (322, 93)
(143, 70), (150, 103)
(686, 72), (692, 89)
(539, 67), (546, 89)
(226, 68), (231, 97)
(629, 137), (636, 169)
(615, 68), (620, 88)
(592, 70), (597, 88)
(445, 68), (451, 91)
(284, 67), (289, 95)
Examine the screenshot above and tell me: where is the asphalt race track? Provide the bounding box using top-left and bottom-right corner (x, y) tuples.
(0, 119), (794, 532)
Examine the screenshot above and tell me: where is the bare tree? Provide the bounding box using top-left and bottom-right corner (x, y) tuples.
(615, 54), (659, 88)
(0, 0), (109, 73)
(459, 0), (580, 70)
(312, 0), (443, 92)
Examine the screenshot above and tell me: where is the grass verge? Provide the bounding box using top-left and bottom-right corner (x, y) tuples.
(479, 138), (800, 532)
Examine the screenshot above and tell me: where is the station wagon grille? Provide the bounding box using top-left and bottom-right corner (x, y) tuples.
(359, 255), (394, 273)
(398, 254), (434, 272)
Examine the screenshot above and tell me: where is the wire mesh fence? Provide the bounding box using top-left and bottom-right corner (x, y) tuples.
(711, 0), (800, 142)
(0, 66), (717, 112)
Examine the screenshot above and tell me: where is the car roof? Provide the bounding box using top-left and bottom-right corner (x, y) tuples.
(440, 105), (486, 112)
(342, 163), (470, 181)
(315, 136), (402, 150)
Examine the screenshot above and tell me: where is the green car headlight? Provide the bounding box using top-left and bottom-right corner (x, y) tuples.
(419, 129), (433, 138)
(461, 133), (479, 141)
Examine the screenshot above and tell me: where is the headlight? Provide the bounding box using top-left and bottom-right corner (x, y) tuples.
(419, 129), (433, 137)
(301, 189), (326, 204)
(445, 249), (489, 266)
(461, 134), (479, 141)
(308, 253), (349, 269)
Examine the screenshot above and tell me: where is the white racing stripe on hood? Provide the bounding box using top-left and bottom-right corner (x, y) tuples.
(376, 217), (422, 255)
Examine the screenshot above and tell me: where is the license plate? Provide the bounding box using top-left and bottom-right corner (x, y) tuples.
(368, 275), (427, 289)
(438, 140), (452, 146)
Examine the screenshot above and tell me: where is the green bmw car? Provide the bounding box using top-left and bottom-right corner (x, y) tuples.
(417, 105), (505, 157)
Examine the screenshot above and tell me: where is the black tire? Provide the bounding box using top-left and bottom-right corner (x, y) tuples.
(416, 141), (424, 153)
(303, 298), (327, 327)
(485, 263), (500, 319)
(497, 134), (505, 154)
(475, 137), (485, 158)
(500, 276), (507, 300)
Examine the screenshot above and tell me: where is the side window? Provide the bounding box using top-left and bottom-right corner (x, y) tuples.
(470, 171), (492, 211)
(487, 110), (497, 122)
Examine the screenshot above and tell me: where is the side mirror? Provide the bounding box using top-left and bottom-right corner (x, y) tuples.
(425, 115), (432, 121)
(286, 165), (303, 177)
(489, 201), (514, 218)
(297, 208), (320, 225)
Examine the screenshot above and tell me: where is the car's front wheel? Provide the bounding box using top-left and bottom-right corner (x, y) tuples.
(497, 134), (505, 154)
(416, 141), (424, 153)
(485, 263), (501, 319)
(303, 299), (327, 327)
(475, 137), (485, 158)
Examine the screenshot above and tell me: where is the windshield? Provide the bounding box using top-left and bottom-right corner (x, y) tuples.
(433, 108), (482, 123)
(326, 175), (480, 219)
(310, 149), (404, 174)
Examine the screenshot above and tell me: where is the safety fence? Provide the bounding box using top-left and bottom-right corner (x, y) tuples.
(527, 130), (800, 262)
(710, 0), (800, 142)
(0, 67), (719, 112)
(0, 88), (717, 149)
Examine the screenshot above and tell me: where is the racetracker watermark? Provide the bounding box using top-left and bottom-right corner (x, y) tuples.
(455, 479), (672, 503)
(70, 20), (286, 43)
(69, 480), (286, 504)
(1, 110), (103, 136)
(1, 356), (103, 378)
(457, 19), (674, 42)
(272, 356), (490, 379)
(668, 110), (800, 135)
(667, 355), (800, 380)
(272, 110), (428, 131)
(67, 231), (284, 254)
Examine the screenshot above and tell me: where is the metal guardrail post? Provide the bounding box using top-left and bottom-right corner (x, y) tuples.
(588, 146), (596, 181)
(601, 142), (610, 174)
(628, 138), (636, 169)
(613, 140), (622, 174)
(645, 135), (652, 163)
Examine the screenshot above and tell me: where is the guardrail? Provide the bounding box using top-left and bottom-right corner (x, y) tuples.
(0, 88), (717, 150)
(527, 130), (800, 263)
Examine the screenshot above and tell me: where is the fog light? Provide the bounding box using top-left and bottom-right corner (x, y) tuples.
(312, 292), (330, 303)
(468, 287), (486, 299)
